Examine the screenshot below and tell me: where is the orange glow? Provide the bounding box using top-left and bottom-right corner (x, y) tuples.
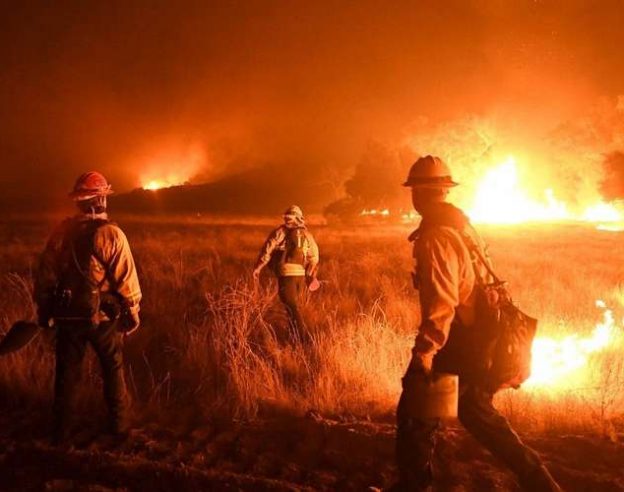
(525, 300), (623, 390)
(466, 157), (624, 226)
(142, 177), (186, 190)
(356, 155), (624, 229)
(596, 223), (624, 232)
(138, 143), (206, 191)
(467, 157), (570, 224)
(361, 208), (390, 217)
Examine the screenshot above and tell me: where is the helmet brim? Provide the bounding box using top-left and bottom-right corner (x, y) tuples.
(68, 187), (114, 200)
(402, 179), (459, 188)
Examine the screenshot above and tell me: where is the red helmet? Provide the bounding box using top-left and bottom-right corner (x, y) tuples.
(69, 171), (113, 200)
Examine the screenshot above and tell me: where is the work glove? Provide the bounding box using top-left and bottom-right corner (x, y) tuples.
(307, 276), (320, 292)
(408, 350), (434, 378)
(37, 308), (52, 329)
(118, 308), (140, 337)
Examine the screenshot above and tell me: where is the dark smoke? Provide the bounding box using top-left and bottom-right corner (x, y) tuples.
(324, 143), (415, 219)
(2, 2), (624, 213)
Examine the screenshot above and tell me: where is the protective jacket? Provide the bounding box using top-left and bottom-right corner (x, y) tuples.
(410, 203), (492, 370)
(255, 225), (319, 277)
(399, 202), (562, 491)
(34, 213), (142, 320)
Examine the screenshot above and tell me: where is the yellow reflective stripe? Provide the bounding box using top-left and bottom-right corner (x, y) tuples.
(279, 263), (306, 276)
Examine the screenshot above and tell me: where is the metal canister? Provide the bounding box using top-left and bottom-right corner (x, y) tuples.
(403, 372), (459, 420)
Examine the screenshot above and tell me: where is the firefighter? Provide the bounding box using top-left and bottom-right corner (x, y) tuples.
(253, 205), (319, 337)
(34, 171), (142, 442)
(393, 156), (561, 491)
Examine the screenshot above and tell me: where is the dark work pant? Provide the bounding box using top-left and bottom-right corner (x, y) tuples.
(277, 275), (307, 337)
(396, 367), (554, 491)
(54, 321), (128, 436)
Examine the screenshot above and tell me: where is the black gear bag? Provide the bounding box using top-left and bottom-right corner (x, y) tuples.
(460, 231), (537, 391)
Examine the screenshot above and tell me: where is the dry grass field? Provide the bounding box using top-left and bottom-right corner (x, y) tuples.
(1, 214), (624, 490)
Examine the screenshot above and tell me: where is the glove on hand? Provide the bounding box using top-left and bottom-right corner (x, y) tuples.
(408, 350), (434, 377)
(37, 308), (52, 329)
(119, 308), (140, 336)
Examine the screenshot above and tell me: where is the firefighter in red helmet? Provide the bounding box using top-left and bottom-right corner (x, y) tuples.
(34, 172), (141, 442)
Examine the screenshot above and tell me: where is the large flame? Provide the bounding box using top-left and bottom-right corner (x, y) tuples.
(355, 155), (624, 229)
(468, 157), (569, 224)
(525, 300), (623, 390)
(142, 177), (187, 190)
(467, 157), (624, 227)
(138, 143), (205, 191)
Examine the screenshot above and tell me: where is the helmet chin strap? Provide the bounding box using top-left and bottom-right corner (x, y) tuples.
(77, 195), (107, 217)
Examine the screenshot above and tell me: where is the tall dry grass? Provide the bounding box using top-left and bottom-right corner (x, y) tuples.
(0, 216), (623, 435)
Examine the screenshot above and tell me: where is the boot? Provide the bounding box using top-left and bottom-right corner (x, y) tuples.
(51, 421), (70, 446)
(108, 412), (130, 437)
(519, 465), (563, 492)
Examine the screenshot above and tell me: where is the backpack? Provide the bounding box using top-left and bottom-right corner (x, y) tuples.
(459, 230), (537, 391)
(280, 227), (307, 266)
(52, 219), (111, 324)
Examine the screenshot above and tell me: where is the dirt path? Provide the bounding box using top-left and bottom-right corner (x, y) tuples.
(1, 413), (623, 491)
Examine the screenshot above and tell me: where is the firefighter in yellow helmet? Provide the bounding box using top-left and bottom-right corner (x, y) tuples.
(34, 172), (142, 442)
(393, 156), (561, 491)
(253, 205), (319, 337)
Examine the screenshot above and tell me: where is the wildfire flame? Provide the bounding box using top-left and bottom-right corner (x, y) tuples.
(468, 157), (569, 224)
(525, 300), (623, 390)
(142, 176), (189, 191)
(361, 209), (390, 217)
(359, 155), (624, 229)
(467, 156), (623, 227)
(138, 143), (205, 191)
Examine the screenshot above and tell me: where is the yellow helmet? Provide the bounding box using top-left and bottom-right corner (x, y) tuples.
(402, 156), (458, 188)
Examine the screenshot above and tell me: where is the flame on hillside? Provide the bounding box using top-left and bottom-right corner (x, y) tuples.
(142, 177), (188, 191)
(138, 143), (205, 191)
(525, 300), (623, 390)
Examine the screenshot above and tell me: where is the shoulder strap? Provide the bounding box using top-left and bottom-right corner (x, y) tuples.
(70, 219), (114, 288)
(410, 215), (505, 286)
(457, 228), (505, 286)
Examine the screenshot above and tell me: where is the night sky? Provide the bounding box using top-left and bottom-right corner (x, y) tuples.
(1, 1), (623, 211)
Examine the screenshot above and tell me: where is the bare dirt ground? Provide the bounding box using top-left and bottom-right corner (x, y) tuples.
(1, 410), (624, 491)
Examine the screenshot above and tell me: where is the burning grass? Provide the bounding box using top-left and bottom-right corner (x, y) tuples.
(0, 217), (623, 436)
